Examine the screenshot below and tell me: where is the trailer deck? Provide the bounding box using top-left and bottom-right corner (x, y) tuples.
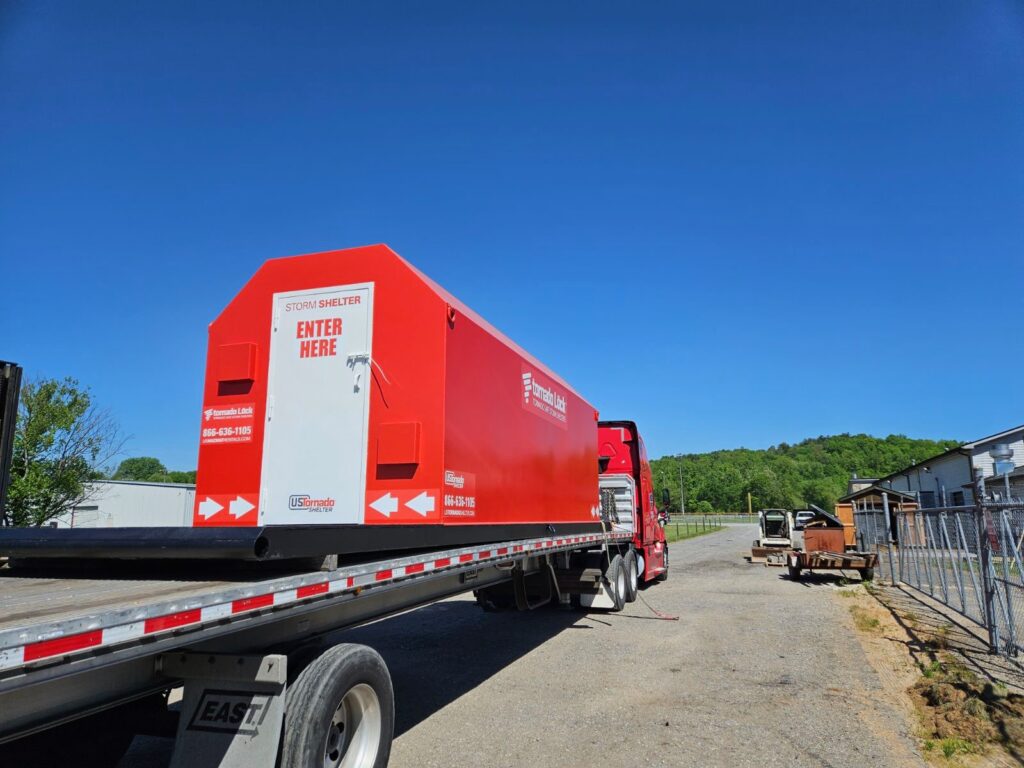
(766, 548), (878, 580)
(0, 530), (631, 745)
(0, 572), (241, 633)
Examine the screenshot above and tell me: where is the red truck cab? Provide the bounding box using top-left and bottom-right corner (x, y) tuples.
(598, 420), (668, 582)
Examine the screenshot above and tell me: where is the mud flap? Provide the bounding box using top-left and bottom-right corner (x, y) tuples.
(160, 653), (287, 768)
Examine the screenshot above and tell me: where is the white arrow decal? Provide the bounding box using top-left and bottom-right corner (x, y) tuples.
(406, 491), (435, 516)
(198, 497), (224, 520)
(369, 492), (398, 517)
(229, 496), (255, 519)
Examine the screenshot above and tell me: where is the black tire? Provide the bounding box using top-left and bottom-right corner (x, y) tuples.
(605, 553), (626, 612)
(656, 544), (669, 581)
(282, 644), (394, 768)
(860, 567), (874, 581)
(623, 550), (639, 603)
(788, 564), (802, 581)
(473, 584), (516, 612)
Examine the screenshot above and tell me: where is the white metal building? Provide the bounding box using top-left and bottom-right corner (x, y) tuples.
(53, 480), (195, 528)
(880, 424), (1024, 506)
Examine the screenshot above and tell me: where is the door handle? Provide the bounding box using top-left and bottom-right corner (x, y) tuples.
(347, 352), (370, 391)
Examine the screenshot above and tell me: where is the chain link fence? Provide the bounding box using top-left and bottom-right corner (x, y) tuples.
(854, 496), (1024, 659)
(668, 513), (757, 525)
(665, 516), (724, 540)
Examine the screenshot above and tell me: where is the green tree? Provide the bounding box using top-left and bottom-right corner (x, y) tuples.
(650, 433), (959, 514)
(5, 378), (123, 527)
(113, 456), (167, 481)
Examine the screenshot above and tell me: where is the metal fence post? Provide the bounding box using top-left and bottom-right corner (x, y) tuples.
(882, 493), (897, 585)
(974, 481), (999, 654)
(999, 509), (1018, 656)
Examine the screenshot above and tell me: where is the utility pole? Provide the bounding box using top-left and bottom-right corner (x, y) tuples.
(677, 458), (685, 515)
(0, 361), (22, 528)
(747, 492), (752, 516)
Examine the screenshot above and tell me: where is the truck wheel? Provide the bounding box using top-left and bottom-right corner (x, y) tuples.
(623, 550), (639, 603)
(282, 644), (394, 768)
(473, 584), (516, 612)
(605, 554), (626, 611)
(787, 564), (802, 581)
(859, 567), (874, 581)
(656, 545), (669, 581)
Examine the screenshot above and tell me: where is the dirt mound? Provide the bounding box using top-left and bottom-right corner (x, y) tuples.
(910, 658), (1024, 761)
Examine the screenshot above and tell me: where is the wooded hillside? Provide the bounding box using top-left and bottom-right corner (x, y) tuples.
(650, 434), (959, 514)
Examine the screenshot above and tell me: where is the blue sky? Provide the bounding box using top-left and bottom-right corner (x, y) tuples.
(2, 1), (1022, 470)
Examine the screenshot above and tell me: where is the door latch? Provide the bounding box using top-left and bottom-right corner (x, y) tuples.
(347, 352), (370, 391)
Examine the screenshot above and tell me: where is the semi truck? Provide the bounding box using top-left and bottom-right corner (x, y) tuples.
(0, 246), (668, 768)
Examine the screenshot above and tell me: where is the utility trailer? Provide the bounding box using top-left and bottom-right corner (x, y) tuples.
(771, 548), (878, 581)
(766, 523), (877, 581)
(0, 527), (657, 767)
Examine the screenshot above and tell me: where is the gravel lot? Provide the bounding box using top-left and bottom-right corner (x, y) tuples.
(123, 524), (924, 767)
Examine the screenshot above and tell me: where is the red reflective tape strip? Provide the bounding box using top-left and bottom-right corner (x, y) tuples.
(434, 557), (451, 568)
(479, 550), (491, 559)
(459, 553), (474, 563)
(375, 569), (393, 582)
(144, 609), (201, 634)
(297, 582), (329, 599)
(24, 630), (103, 662)
(405, 562), (425, 574)
(496, 547), (508, 556)
(232, 594), (274, 613)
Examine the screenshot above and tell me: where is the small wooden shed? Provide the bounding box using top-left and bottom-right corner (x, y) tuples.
(835, 485), (918, 548)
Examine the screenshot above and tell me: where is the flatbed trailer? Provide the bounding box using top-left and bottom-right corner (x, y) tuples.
(0, 528), (648, 767)
(766, 548), (878, 581)
(0, 248), (672, 767)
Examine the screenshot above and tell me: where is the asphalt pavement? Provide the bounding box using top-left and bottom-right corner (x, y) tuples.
(122, 524), (924, 767)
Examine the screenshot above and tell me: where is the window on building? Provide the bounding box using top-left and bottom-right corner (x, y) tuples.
(951, 491), (965, 506)
(919, 491), (936, 509)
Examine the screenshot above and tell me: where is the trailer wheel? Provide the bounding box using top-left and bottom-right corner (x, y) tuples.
(473, 584), (516, 612)
(282, 644), (394, 768)
(623, 550), (639, 603)
(787, 563), (802, 581)
(859, 567), (874, 582)
(605, 553), (626, 611)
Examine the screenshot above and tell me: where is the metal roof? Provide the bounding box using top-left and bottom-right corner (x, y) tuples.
(90, 479), (196, 490)
(961, 423), (1024, 449)
(838, 484), (916, 503)
(878, 423), (1024, 484)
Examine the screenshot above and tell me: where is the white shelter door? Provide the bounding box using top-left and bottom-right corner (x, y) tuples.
(260, 283), (373, 525)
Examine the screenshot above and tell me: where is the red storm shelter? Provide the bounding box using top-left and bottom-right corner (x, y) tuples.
(193, 244), (602, 555)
